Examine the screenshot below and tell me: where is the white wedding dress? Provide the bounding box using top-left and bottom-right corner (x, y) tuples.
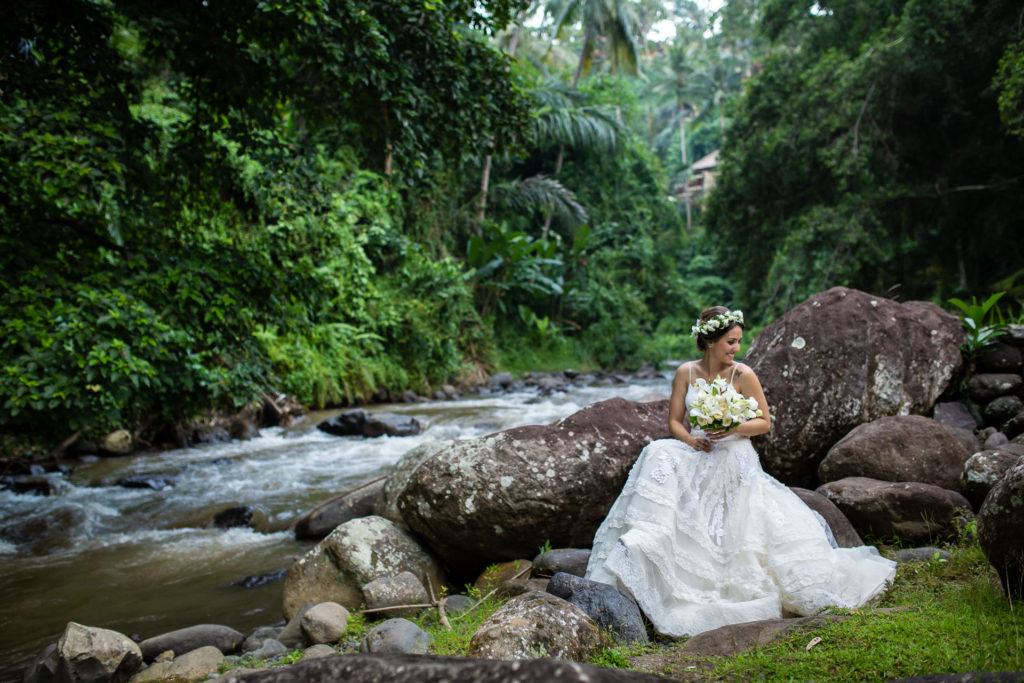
(585, 376), (896, 637)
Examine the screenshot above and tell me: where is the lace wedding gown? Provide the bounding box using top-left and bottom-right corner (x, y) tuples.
(585, 380), (896, 637)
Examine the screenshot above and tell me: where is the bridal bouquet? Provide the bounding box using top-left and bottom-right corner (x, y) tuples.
(689, 376), (763, 431)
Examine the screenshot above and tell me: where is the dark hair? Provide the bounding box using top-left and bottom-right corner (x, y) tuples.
(695, 306), (745, 351)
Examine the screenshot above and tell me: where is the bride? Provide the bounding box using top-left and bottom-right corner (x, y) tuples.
(585, 306), (896, 637)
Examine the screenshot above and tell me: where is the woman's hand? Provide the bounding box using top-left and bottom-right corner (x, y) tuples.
(704, 427), (733, 442)
(688, 433), (713, 452)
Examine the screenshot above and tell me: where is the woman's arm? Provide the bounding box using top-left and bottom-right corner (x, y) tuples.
(668, 363), (710, 450)
(730, 364), (771, 438)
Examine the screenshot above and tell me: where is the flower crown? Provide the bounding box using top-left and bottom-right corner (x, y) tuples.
(691, 310), (744, 338)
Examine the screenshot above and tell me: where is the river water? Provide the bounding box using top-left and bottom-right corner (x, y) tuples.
(0, 375), (670, 680)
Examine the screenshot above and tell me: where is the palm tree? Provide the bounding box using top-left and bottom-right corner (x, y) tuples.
(545, 0), (642, 86)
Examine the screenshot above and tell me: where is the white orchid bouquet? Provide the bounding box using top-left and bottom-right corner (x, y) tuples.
(689, 376), (763, 431)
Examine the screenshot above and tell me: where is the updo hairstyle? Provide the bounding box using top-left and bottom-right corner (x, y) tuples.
(695, 306), (745, 351)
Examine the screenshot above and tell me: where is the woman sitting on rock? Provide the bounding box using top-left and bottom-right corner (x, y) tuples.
(585, 306), (896, 636)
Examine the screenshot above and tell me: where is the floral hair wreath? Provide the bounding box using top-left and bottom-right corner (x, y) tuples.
(690, 310), (744, 338)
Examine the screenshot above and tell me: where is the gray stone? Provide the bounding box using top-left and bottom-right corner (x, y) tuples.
(363, 413), (422, 438)
(985, 432), (1010, 449)
(282, 515), (444, 619)
(362, 571), (429, 618)
(944, 426), (981, 457)
(976, 341), (1024, 373)
(1004, 408), (1024, 440)
(473, 559), (534, 594)
(22, 643), (58, 683)
(56, 622), (143, 683)
(893, 547), (953, 563)
(444, 594), (475, 616)
(817, 477), (974, 545)
(933, 401), (981, 432)
(294, 477), (386, 540)
(217, 653), (668, 682)
(681, 615), (847, 656)
(532, 548), (592, 577)
(241, 627), (281, 654)
(212, 505), (268, 532)
(789, 487), (863, 547)
(100, 430), (133, 455)
(494, 577), (550, 599)
(131, 646), (223, 682)
(985, 396), (1024, 428)
(962, 445), (1024, 508)
(249, 639), (288, 662)
(139, 624), (243, 662)
(968, 374), (1023, 402)
(299, 645), (337, 661)
(317, 409), (367, 437)
(300, 602), (349, 645)
(488, 372), (516, 391)
(819, 415), (970, 490)
(373, 441), (450, 530)
(467, 591), (609, 661)
(546, 572), (648, 644)
(398, 398), (670, 568)
(978, 456), (1024, 598)
(277, 602), (314, 649)
(745, 287), (964, 486)
(360, 618), (430, 655)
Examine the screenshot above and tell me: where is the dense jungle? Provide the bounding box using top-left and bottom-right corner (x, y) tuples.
(3, 0), (1024, 453)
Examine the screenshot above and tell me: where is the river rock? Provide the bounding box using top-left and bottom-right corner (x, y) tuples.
(241, 626), (282, 654)
(495, 577), (551, 599)
(893, 547), (953, 563)
(488, 372), (516, 391)
(789, 487), (863, 547)
(130, 645), (223, 683)
(250, 639), (288, 662)
(317, 409), (367, 437)
(56, 622), (142, 683)
(533, 548), (592, 577)
(362, 571), (429, 617)
(139, 624), (243, 661)
(968, 373), (1022, 402)
(467, 591), (609, 661)
(984, 431), (1010, 449)
(1004, 408), (1024, 440)
(397, 397), (670, 569)
(116, 475), (176, 491)
(218, 653), (668, 682)
(818, 415), (971, 490)
(932, 401), (981, 432)
(978, 456), (1024, 598)
(278, 601), (314, 648)
(282, 515), (444, 619)
(23, 643), (58, 683)
(944, 427), (981, 457)
(961, 445), (1024, 508)
(817, 477), (974, 545)
(360, 618), (430, 655)
(546, 572), (647, 644)
(977, 341), (1023, 373)
(363, 413), (422, 438)
(373, 441), (449, 529)
(984, 396), (1024, 428)
(300, 602), (350, 645)
(474, 559), (533, 593)
(212, 505), (268, 532)
(294, 477), (386, 540)
(744, 287), (963, 486)
(299, 644), (337, 661)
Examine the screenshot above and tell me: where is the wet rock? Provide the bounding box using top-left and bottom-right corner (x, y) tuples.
(984, 431), (1010, 449)
(1, 477), (57, 496)
(317, 410), (367, 437)
(533, 548), (592, 577)
(220, 653), (668, 682)
(235, 569), (288, 589)
(362, 413), (422, 438)
(22, 643), (58, 683)
(282, 515), (445, 619)
(976, 341), (1023, 373)
(961, 445), (1024, 509)
(116, 475), (176, 491)
(99, 429), (133, 456)
(467, 591), (609, 661)
(932, 401), (981, 432)
(1005, 408), (1024, 440)
(360, 618), (429, 655)
(277, 602), (314, 649)
(294, 477), (385, 540)
(984, 396), (1023, 429)
(789, 487), (863, 547)
(362, 571), (429, 618)
(299, 644), (337, 661)
(818, 415), (971, 490)
(131, 645), (223, 682)
(944, 427), (981, 457)
(978, 456), (1024, 598)
(212, 505), (268, 532)
(138, 624), (243, 661)
(968, 374), (1022, 402)
(397, 397), (670, 569)
(250, 639), (288, 662)
(745, 287), (963, 487)
(893, 547), (953, 563)
(546, 572), (647, 644)
(56, 622), (143, 683)
(487, 372), (516, 391)
(241, 626), (282, 654)
(817, 477), (974, 545)
(300, 602), (349, 645)
(373, 441), (449, 530)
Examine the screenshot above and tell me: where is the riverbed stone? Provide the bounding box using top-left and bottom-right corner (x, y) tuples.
(893, 547), (953, 563)
(933, 401), (981, 432)
(131, 645), (223, 683)
(944, 427), (981, 457)
(546, 572), (647, 644)
(56, 622), (143, 683)
(278, 602), (314, 648)
(99, 429), (133, 456)
(961, 445), (1024, 508)
(818, 415), (971, 490)
(817, 477), (974, 545)
(299, 644), (337, 661)
(968, 373), (1023, 402)
(977, 341), (1024, 373)
(363, 413), (422, 438)
(282, 515), (445, 619)
(300, 602), (350, 645)
(467, 591), (609, 661)
(360, 618), (430, 654)
(362, 571), (430, 618)
(984, 431), (1010, 449)
(294, 477), (386, 540)
(373, 441), (450, 530)
(317, 409), (367, 436)
(978, 456), (1024, 598)
(249, 639), (289, 662)
(212, 505), (268, 532)
(473, 559), (534, 593)
(139, 623), (244, 661)
(533, 548), (592, 577)
(22, 643), (58, 683)
(984, 396), (1024, 428)
(789, 487), (863, 547)
(397, 397), (670, 569)
(744, 287), (964, 486)
(241, 626), (282, 654)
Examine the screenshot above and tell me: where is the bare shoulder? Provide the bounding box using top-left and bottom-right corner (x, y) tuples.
(733, 362), (761, 385)
(674, 361), (693, 380)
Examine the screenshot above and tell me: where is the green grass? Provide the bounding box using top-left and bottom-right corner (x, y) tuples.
(413, 591), (507, 655)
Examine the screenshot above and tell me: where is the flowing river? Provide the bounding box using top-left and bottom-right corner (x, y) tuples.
(0, 375), (670, 680)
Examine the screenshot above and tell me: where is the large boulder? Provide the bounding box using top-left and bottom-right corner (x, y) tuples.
(138, 624), (243, 661)
(466, 591), (609, 661)
(932, 401), (981, 432)
(294, 477), (386, 540)
(282, 515), (444, 619)
(744, 287), (963, 486)
(55, 622), (143, 683)
(546, 572), (648, 644)
(817, 477), (973, 545)
(961, 445), (1024, 508)
(373, 441), (450, 529)
(789, 487), (863, 547)
(818, 415), (971, 490)
(397, 398), (670, 569)
(131, 646), (224, 683)
(978, 456), (1024, 599)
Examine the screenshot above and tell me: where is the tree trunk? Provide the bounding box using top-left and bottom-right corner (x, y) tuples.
(476, 153), (492, 229)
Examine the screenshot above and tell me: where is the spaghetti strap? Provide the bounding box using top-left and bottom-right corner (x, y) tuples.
(688, 362), (692, 385)
(729, 364), (738, 386)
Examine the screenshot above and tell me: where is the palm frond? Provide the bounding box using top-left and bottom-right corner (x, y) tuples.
(490, 175), (588, 226)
